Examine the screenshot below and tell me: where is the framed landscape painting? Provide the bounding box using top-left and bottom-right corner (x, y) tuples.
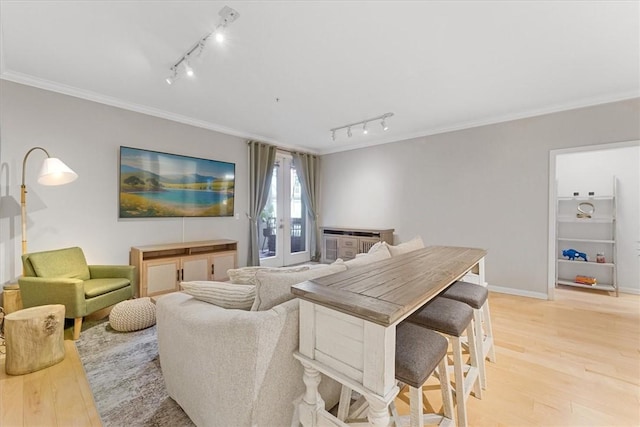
(119, 146), (235, 218)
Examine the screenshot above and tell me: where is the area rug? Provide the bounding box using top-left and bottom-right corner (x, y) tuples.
(75, 319), (195, 426)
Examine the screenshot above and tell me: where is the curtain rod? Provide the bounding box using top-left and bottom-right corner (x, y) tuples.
(247, 140), (319, 157)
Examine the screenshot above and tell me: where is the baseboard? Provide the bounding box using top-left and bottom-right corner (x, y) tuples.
(618, 286), (640, 295)
(487, 285), (548, 300)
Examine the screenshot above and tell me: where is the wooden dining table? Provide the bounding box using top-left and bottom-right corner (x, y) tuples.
(291, 245), (487, 427)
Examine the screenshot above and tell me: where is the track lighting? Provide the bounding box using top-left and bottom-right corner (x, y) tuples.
(165, 5), (240, 85)
(330, 113), (394, 141)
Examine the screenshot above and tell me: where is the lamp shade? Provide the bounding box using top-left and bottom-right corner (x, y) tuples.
(37, 157), (78, 186)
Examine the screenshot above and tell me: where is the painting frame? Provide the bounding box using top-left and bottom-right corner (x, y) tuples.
(119, 146), (235, 218)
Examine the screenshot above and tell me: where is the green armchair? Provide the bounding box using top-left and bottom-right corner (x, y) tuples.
(18, 247), (136, 339)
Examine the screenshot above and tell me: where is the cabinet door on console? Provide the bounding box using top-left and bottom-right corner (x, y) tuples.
(182, 255), (211, 282)
(145, 259), (181, 296)
(211, 252), (236, 281)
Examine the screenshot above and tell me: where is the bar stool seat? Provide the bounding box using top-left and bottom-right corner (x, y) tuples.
(408, 297), (482, 427)
(441, 281), (496, 389)
(337, 322), (455, 427)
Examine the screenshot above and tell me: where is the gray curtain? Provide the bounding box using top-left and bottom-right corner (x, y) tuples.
(292, 152), (321, 261)
(247, 141), (276, 266)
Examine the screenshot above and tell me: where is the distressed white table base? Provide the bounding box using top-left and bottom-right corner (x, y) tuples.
(294, 352), (399, 427)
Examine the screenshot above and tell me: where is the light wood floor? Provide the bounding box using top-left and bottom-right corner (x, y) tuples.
(395, 287), (640, 426)
(1, 287), (638, 426)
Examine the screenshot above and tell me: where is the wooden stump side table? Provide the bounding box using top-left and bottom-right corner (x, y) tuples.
(2, 284), (23, 314)
(4, 304), (66, 375)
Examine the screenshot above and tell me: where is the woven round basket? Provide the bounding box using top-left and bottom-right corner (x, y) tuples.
(109, 297), (156, 332)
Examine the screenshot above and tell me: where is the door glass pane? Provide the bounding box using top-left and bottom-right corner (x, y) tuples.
(290, 167), (306, 254)
(260, 166), (278, 259)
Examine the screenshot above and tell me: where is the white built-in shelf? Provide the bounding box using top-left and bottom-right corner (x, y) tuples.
(555, 178), (618, 296)
(556, 280), (616, 292)
(558, 238), (615, 244)
(557, 259), (615, 267)
(557, 216), (615, 223)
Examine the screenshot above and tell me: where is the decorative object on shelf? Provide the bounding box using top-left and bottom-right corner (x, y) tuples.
(596, 252), (606, 263)
(330, 113), (394, 141)
(576, 202), (595, 218)
(562, 248), (588, 262)
(575, 275), (597, 286)
(165, 5), (240, 84)
(573, 192), (579, 196)
(21, 147), (78, 255)
(588, 192), (595, 196)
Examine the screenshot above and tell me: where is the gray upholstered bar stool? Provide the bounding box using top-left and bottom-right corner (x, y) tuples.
(407, 297), (482, 427)
(440, 281), (495, 390)
(337, 322), (455, 427)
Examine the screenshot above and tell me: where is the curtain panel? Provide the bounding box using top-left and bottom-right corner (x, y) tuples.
(247, 141), (276, 266)
(292, 152), (321, 261)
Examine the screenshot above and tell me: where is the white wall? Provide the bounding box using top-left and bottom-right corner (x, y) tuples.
(556, 145), (640, 293)
(321, 98), (640, 298)
(0, 81), (250, 285)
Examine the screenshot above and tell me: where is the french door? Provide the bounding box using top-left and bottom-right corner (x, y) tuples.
(259, 153), (310, 266)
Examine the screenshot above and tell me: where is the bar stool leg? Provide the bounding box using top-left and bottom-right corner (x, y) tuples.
(473, 308), (487, 389)
(438, 355), (455, 425)
(482, 301), (496, 363)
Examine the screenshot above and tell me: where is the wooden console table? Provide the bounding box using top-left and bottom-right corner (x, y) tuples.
(291, 246), (486, 427)
(130, 240), (237, 297)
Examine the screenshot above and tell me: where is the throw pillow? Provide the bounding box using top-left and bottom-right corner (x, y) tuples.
(387, 236), (425, 257)
(344, 245), (391, 268)
(180, 281), (256, 310)
(227, 265), (310, 285)
(251, 263), (347, 311)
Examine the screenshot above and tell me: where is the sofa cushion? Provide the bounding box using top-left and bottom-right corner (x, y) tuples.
(28, 247), (91, 280)
(344, 245), (391, 268)
(180, 281), (256, 310)
(84, 278), (131, 298)
(227, 265), (310, 285)
(387, 236), (425, 257)
(251, 263), (347, 311)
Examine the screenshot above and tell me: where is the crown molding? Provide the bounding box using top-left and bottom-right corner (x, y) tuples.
(319, 92), (640, 155)
(0, 70), (294, 147)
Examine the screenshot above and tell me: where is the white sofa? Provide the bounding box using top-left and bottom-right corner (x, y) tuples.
(156, 264), (347, 427)
(156, 237), (424, 427)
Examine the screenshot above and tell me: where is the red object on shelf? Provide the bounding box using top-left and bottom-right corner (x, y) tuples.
(575, 275), (597, 285)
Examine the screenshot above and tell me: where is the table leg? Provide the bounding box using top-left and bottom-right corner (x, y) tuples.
(298, 360), (325, 427)
(365, 393), (391, 427)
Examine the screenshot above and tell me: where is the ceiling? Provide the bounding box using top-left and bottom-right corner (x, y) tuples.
(1, 1), (638, 154)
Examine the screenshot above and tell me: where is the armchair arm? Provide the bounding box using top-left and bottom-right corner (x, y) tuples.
(17, 276), (86, 318)
(89, 265), (137, 288)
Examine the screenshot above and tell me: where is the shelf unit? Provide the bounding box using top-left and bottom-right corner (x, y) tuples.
(130, 240), (238, 297)
(555, 180), (617, 296)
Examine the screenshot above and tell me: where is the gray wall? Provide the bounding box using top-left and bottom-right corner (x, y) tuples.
(0, 81), (249, 284)
(320, 98), (640, 298)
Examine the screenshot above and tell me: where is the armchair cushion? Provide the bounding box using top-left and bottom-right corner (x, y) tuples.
(83, 278), (131, 298)
(27, 247), (90, 280)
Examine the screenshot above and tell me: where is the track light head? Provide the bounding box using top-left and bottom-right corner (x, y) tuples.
(215, 30), (225, 43)
(331, 130), (336, 141)
(381, 119), (389, 131)
(347, 127), (353, 138)
(184, 61), (194, 77)
(166, 67), (178, 85)
(362, 123), (368, 135)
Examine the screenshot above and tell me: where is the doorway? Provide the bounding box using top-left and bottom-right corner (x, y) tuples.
(259, 153), (310, 267)
(548, 140), (640, 299)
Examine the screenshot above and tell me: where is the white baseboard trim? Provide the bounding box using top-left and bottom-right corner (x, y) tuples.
(487, 285), (548, 300)
(618, 287), (640, 295)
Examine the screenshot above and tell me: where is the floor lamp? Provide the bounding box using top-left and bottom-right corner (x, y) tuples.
(21, 147), (78, 255)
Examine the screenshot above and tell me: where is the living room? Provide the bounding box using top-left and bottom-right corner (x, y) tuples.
(1, 2), (639, 426)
